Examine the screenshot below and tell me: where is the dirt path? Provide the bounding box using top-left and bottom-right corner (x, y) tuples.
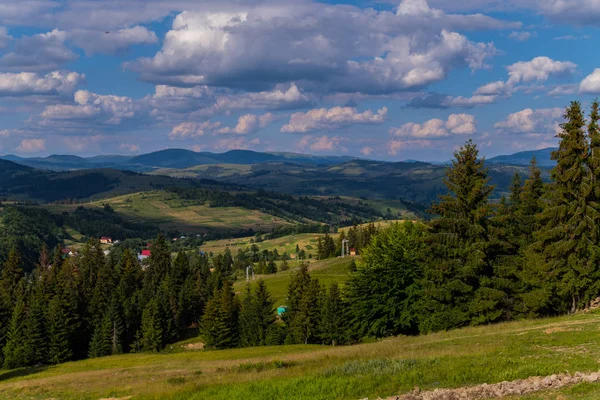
(375, 371), (600, 400)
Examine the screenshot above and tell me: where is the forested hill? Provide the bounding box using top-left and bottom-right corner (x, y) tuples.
(0, 159), (223, 202)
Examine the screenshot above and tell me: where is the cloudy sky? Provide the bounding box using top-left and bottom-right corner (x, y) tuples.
(0, 0), (598, 161)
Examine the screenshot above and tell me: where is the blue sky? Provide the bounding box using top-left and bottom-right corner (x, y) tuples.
(0, 0), (599, 161)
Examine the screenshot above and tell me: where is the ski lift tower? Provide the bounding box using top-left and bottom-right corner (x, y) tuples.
(246, 265), (255, 282)
(341, 238), (349, 257)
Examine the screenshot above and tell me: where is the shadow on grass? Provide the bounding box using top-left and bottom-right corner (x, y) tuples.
(0, 365), (48, 382)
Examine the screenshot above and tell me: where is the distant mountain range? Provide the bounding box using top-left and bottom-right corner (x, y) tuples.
(0, 149), (358, 172)
(487, 148), (556, 167)
(1, 147), (558, 172)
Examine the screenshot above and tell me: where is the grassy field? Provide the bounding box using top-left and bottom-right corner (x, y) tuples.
(202, 220), (406, 257)
(45, 191), (290, 235)
(3, 311), (600, 399)
(233, 257), (354, 305)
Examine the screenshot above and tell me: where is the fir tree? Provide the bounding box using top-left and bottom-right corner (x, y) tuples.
(254, 280), (275, 346)
(0, 248), (24, 364)
(320, 282), (347, 346)
(3, 282), (28, 369)
(140, 299), (164, 352)
(535, 101), (599, 312)
(420, 140), (501, 332)
(238, 285), (259, 347)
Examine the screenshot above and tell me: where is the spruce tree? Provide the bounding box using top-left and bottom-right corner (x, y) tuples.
(534, 101), (599, 312)
(140, 299), (164, 352)
(238, 285), (259, 347)
(254, 280), (275, 346)
(420, 140), (501, 332)
(201, 289), (228, 349)
(47, 259), (80, 364)
(3, 282), (28, 369)
(0, 248), (24, 365)
(320, 282), (347, 346)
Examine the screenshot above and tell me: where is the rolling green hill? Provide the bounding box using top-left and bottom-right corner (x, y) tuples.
(2, 310), (600, 399)
(151, 160), (546, 205)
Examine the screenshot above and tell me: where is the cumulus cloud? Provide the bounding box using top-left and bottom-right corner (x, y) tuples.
(494, 108), (563, 135)
(169, 121), (222, 139)
(408, 56), (577, 109)
(389, 113), (476, 138)
(281, 106), (387, 133)
(580, 69), (600, 94)
(214, 137), (260, 150)
(0, 129), (9, 137)
(508, 31), (536, 41)
(37, 90), (137, 133)
(17, 138), (45, 152)
(213, 84), (314, 112)
(216, 113), (275, 135)
(0, 71), (84, 97)
(71, 26), (159, 55)
(0, 29), (77, 71)
(309, 135), (341, 152)
(127, 1), (508, 94)
(506, 56), (576, 85)
(119, 143), (141, 153)
(360, 146), (373, 156)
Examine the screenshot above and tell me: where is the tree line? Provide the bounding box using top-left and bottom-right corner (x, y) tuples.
(1, 100), (599, 366)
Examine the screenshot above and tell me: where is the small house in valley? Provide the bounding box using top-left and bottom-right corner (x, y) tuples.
(100, 236), (113, 244)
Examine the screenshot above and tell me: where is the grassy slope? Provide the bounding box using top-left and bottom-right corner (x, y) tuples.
(45, 191), (290, 235)
(233, 257), (353, 305)
(3, 312), (600, 399)
(202, 220), (406, 257)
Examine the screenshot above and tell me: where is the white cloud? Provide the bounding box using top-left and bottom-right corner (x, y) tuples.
(0, 71), (84, 97)
(0, 129), (9, 137)
(360, 146), (373, 156)
(0, 29), (77, 71)
(506, 56), (576, 85)
(508, 31), (536, 41)
(127, 2), (509, 94)
(169, 121), (222, 139)
(17, 138), (45, 152)
(580, 69), (600, 94)
(71, 26), (159, 55)
(409, 56), (577, 109)
(281, 106), (387, 133)
(309, 135), (341, 152)
(119, 143), (141, 153)
(213, 84), (314, 112)
(214, 137), (260, 150)
(548, 84), (577, 96)
(216, 113), (275, 135)
(494, 108), (563, 134)
(37, 90), (137, 132)
(389, 113), (476, 138)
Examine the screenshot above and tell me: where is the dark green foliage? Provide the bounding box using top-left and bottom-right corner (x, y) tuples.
(320, 283), (348, 345)
(284, 265), (323, 345)
(345, 223), (423, 338)
(3, 282), (28, 369)
(201, 282), (239, 349)
(238, 281), (277, 348)
(419, 140), (501, 332)
(140, 299), (165, 352)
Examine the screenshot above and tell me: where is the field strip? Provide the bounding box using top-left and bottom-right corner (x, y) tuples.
(379, 371), (600, 399)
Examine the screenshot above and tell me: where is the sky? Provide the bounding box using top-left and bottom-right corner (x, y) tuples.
(0, 0), (599, 161)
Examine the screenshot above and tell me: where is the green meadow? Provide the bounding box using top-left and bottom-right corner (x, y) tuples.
(2, 311), (600, 399)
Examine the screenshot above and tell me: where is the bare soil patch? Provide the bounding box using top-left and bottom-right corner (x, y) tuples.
(378, 371), (600, 400)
